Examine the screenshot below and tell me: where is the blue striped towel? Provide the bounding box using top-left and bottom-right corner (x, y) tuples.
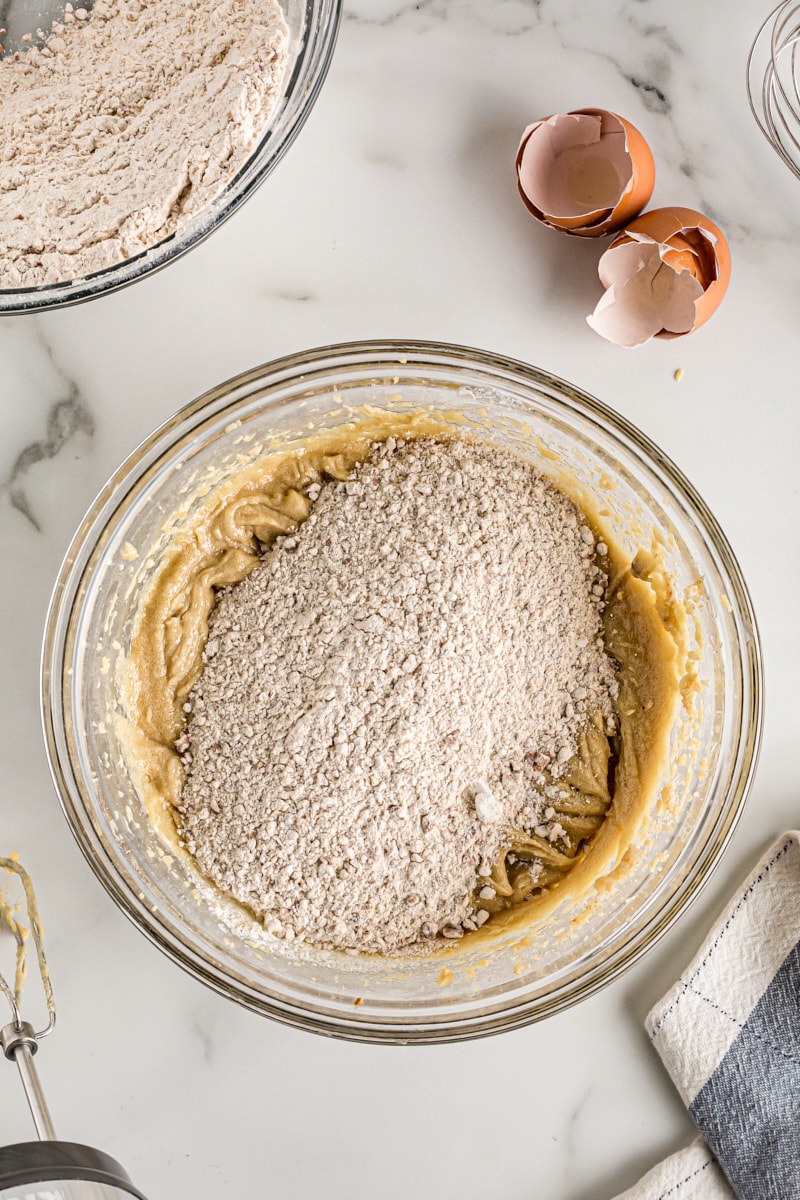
(613, 831), (800, 1200)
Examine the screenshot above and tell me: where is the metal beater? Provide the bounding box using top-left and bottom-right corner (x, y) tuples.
(0, 857), (149, 1199)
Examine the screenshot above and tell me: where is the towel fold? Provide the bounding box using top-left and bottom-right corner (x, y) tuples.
(613, 831), (800, 1200)
(614, 1140), (733, 1199)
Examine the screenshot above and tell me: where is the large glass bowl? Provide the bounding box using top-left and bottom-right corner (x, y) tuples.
(41, 341), (763, 1044)
(0, 0), (340, 314)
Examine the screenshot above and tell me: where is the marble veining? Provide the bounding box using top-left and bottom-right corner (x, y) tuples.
(625, 75), (671, 114)
(6, 390), (93, 529)
(1, 322), (94, 530)
(562, 1084), (594, 1189)
(0, 1), (798, 1197)
(269, 287), (318, 303)
(346, 0), (546, 36)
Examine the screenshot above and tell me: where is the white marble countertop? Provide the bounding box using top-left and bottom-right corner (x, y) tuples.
(1, 2), (798, 1196)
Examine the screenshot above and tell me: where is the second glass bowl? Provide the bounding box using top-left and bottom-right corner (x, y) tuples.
(41, 341), (762, 1043)
(0, 0), (340, 314)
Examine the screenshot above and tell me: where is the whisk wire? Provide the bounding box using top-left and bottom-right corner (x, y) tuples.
(748, 1), (800, 180)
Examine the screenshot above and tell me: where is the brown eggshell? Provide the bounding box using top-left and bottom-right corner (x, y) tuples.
(612, 207), (731, 332)
(516, 107), (655, 238)
(588, 206), (731, 347)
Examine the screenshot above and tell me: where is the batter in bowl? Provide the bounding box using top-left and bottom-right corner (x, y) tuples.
(124, 414), (683, 955)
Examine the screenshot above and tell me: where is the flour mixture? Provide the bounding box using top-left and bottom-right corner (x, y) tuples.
(0, 0), (288, 287)
(176, 437), (619, 953)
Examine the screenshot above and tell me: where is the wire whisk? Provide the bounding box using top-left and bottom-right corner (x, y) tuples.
(747, 1), (800, 181)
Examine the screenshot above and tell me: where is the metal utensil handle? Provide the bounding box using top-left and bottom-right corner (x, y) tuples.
(10, 1044), (57, 1141)
(0, 1021), (56, 1141)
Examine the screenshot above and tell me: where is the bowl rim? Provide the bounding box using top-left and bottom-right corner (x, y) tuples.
(0, 0), (342, 315)
(40, 339), (765, 1043)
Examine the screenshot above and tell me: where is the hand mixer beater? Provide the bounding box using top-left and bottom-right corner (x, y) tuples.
(0, 857), (149, 1199)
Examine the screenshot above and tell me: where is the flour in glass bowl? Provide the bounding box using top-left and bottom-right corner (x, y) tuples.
(179, 437), (618, 956)
(0, 0), (289, 288)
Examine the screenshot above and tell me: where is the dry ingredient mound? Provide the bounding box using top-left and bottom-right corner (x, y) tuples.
(179, 437), (618, 954)
(0, 0), (288, 288)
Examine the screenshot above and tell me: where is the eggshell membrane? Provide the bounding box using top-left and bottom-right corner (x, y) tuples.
(516, 108), (656, 237)
(589, 242), (705, 348)
(587, 207), (731, 347)
(596, 207), (731, 344)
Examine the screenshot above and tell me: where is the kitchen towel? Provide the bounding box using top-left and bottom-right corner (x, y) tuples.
(613, 830), (800, 1200)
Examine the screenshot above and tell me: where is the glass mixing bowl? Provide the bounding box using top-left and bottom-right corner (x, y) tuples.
(41, 341), (763, 1044)
(0, 0), (340, 314)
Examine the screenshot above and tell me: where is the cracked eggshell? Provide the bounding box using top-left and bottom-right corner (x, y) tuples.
(516, 107), (655, 238)
(587, 206), (732, 348)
